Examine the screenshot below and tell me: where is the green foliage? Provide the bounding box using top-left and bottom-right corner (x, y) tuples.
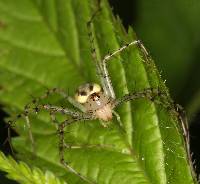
(0, 151), (66, 184)
(0, 0), (197, 184)
(135, 0), (200, 119)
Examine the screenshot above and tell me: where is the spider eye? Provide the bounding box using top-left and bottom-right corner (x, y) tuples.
(89, 84), (93, 91)
(75, 89), (89, 104)
(91, 83), (101, 94)
(74, 83), (102, 104)
(75, 93), (88, 103)
(80, 91), (87, 96)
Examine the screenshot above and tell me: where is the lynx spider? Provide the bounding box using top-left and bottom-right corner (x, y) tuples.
(7, 3), (188, 184)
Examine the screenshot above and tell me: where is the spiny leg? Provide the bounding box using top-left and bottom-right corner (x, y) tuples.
(7, 101), (84, 155)
(87, 3), (115, 99)
(87, 3), (151, 99)
(29, 88), (67, 105)
(112, 110), (123, 128)
(114, 88), (181, 115)
(113, 88), (163, 108)
(100, 40), (149, 94)
(30, 88), (85, 111)
(47, 104), (85, 129)
(172, 104), (194, 173)
(114, 88), (193, 162)
(102, 40), (149, 64)
(7, 109), (35, 154)
(50, 111), (58, 126)
(136, 40), (150, 61)
(173, 104), (189, 144)
(58, 116), (96, 184)
(42, 104), (84, 118)
(87, 5), (149, 100)
(24, 114), (35, 152)
(89, 35), (150, 99)
(7, 107), (42, 154)
(112, 87), (184, 120)
(13, 88), (85, 152)
(150, 95), (191, 147)
(26, 103), (85, 135)
(111, 88), (164, 134)
(6, 121), (15, 156)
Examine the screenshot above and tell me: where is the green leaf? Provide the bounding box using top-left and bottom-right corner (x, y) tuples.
(0, 151), (67, 184)
(0, 0), (197, 184)
(135, 0), (200, 119)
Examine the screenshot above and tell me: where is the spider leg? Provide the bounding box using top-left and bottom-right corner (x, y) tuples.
(87, 3), (115, 99)
(113, 88), (162, 108)
(102, 40), (149, 64)
(99, 120), (109, 128)
(7, 101), (85, 155)
(100, 40), (149, 98)
(62, 143), (114, 150)
(42, 104), (84, 118)
(114, 88), (193, 162)
(31, 104), (85, 138)
(49, 110), (58, 126)
(7, 88), (85, 153)
(5, 122), (15, 156)
(58, 116), (96, 184)
(114, 88), (181, 112)
(30, 87), (85, 112)
(87, 8), (150, 100)
(174, 104), (189, 144)
(24, 115), (35, 153)
(7, 109), (36, 154)
(112, 110), (123, 128)
(173, 104), (193, 169)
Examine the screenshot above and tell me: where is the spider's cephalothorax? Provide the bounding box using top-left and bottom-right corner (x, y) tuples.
(75, 83), (113, 121)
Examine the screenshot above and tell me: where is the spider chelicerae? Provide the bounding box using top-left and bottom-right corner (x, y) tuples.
(6, 4), (189, 184)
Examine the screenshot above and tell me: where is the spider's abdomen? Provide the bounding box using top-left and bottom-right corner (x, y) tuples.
(84, 92), (113, 121)
(95, 103), (113, 121)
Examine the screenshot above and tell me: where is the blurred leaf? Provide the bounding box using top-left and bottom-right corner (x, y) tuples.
(0, 151), (66, 184)
(0, 0), (197, 184)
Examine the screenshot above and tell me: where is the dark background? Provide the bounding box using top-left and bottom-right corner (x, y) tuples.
(1, 0), (200, 183)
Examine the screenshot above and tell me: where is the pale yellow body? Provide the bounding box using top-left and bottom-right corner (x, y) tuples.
(75, 83), (113, 121)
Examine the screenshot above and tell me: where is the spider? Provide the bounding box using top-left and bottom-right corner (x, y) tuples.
(6, 3), (187, 184)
